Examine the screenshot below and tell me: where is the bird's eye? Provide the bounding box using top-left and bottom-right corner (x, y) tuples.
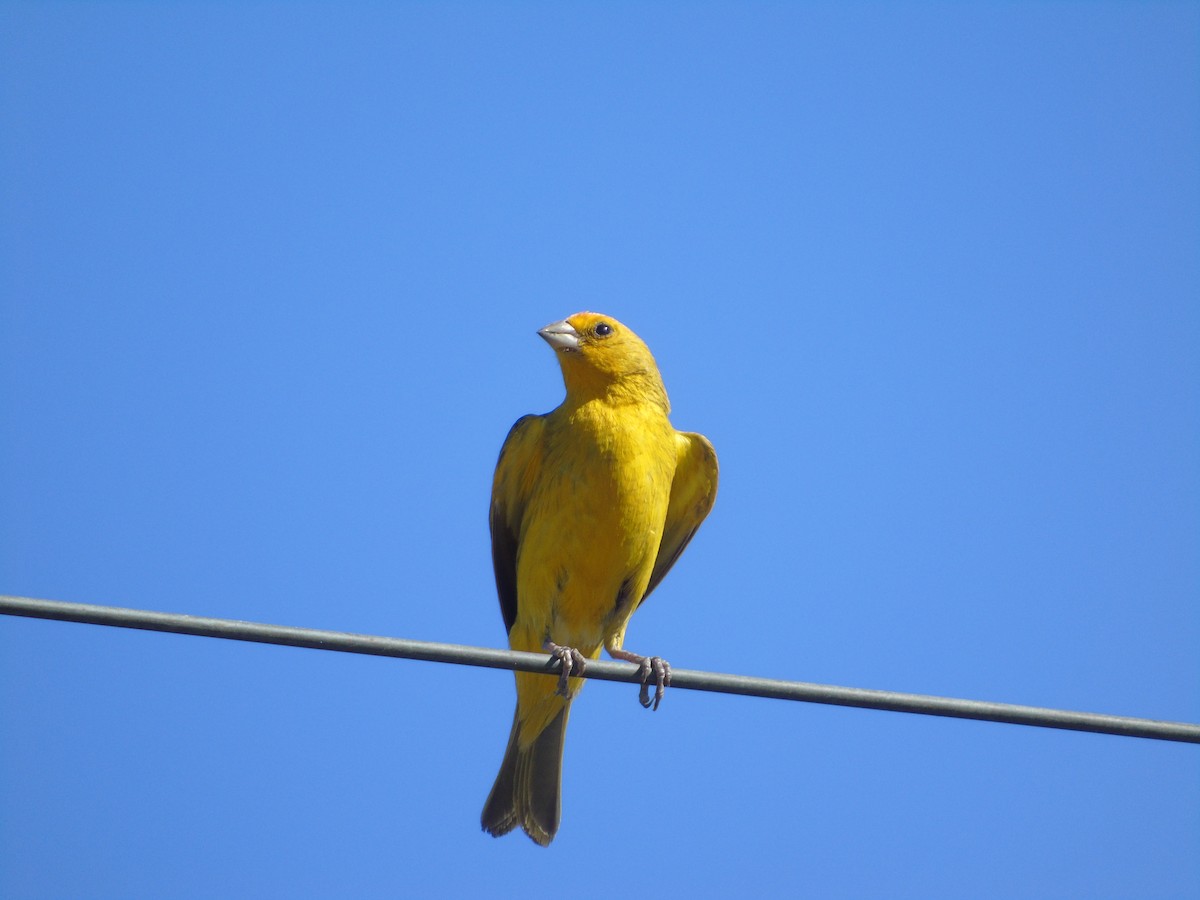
(594, 322), (613, 337)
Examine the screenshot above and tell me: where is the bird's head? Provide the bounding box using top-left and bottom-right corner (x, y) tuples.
(538, 312), (669, 410)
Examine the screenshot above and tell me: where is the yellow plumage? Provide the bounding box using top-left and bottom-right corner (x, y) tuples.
(481, 312), (718, 846)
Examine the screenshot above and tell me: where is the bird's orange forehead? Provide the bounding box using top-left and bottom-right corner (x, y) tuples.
(565, 311), (622, 333)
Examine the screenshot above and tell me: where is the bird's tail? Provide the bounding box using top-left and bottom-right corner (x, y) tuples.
(480, 704), (570, 846)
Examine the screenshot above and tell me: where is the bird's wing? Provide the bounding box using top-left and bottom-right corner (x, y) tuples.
(490, 414), (546, 633)
(641, 431), (719, 603)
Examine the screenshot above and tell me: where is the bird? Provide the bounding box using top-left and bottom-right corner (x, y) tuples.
(480, 311), (718, 846)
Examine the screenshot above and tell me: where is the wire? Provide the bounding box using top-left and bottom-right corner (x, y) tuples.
(2, 593), (1198, 744)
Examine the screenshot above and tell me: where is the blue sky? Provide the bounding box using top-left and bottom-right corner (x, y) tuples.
(2, 3), (1197, 897)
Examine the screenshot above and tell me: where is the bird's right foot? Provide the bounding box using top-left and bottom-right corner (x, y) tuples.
(544, 641), (587, 698)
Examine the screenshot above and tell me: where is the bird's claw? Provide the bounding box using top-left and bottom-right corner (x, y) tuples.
(544, 641), (587, 698)
(636, 656), (671, 711)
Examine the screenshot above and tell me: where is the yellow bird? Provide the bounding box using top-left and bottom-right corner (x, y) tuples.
(481, 311), (718, 846)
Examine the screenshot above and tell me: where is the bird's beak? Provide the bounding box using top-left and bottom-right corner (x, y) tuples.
(538, 319), (581, 352)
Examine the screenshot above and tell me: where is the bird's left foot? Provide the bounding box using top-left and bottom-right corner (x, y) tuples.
(607, 647), (671, 711)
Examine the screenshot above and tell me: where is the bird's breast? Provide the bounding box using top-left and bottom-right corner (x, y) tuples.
(513, 407), (676, 651)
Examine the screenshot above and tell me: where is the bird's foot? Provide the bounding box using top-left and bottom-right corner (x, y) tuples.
(607, 647), (671, 711)
(544, 641), (587, 698)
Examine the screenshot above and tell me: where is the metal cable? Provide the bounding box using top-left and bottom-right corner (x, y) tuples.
(2, 593), (1197, 744)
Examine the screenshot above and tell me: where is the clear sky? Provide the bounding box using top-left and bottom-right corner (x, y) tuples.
(2, 3), (1197, 897)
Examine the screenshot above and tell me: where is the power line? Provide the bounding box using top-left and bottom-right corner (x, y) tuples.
(2, 593), (1198, 745)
